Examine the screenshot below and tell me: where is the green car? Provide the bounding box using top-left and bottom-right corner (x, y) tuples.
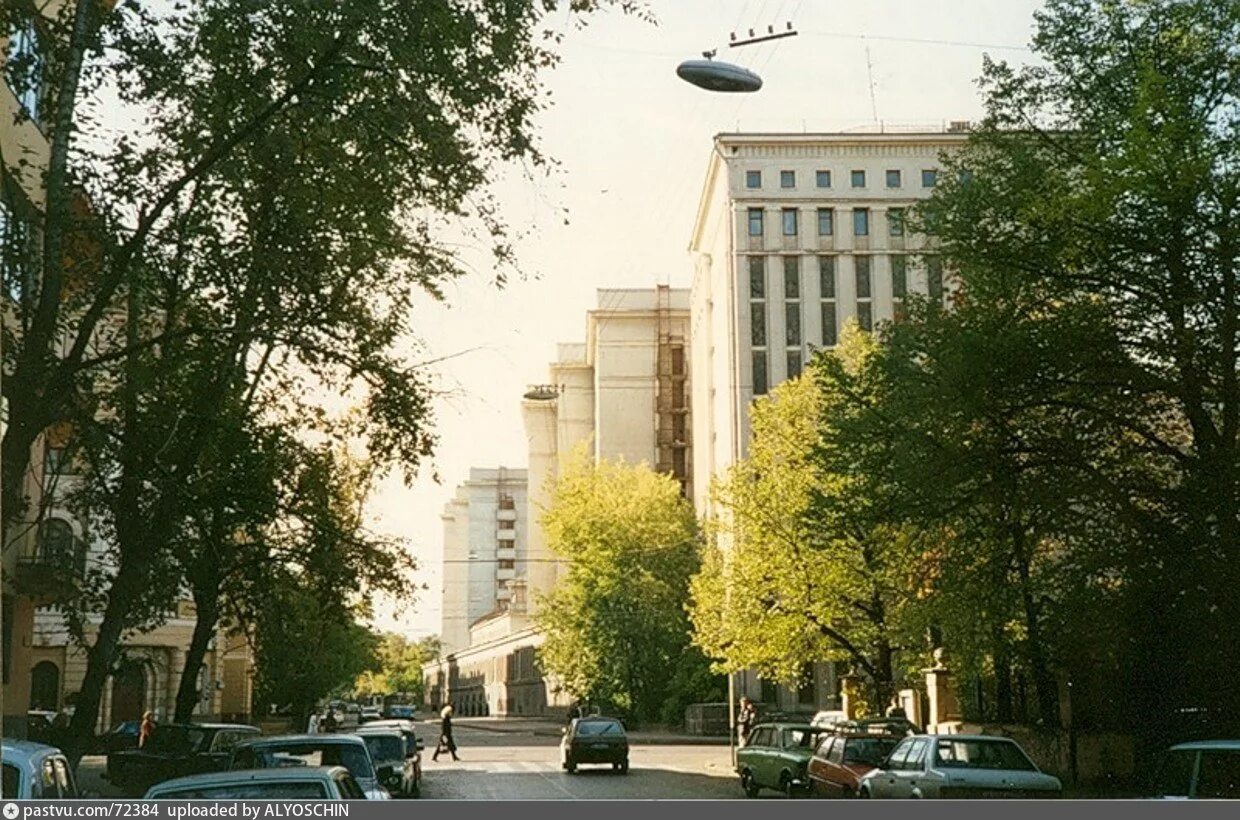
(736, 722), (830, 798)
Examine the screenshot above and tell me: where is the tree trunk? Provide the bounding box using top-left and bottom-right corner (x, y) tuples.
(993, 628), (1013, 724)
(175, 590), (219, 722)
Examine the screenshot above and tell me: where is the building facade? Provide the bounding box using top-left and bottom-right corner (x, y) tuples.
(438, 467), (528, 655)
(688, 130), (967, 709)
(424, 287), (691, 716)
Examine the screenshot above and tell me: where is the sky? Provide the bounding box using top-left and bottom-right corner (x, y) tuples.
(367, 0), (1046, 638)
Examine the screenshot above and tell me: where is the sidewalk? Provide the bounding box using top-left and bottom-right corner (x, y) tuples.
(454, 716), (730, 746)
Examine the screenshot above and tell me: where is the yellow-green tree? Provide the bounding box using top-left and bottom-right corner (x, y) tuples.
(536, 450), (720, 724)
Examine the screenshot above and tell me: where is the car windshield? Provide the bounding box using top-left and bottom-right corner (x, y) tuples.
(845, 737), (900, 765)
(146, 726), (208, 755)
(160, 782), (329, 799)
(240, 744), (375, 780)
(361, 735), (404, 762)
(389, 707), (413, 717)
(575, 720), (623, 736)
(935, 739), (1037, 771)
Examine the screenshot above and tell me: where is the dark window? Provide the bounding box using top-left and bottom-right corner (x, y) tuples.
(819, 256), (836, 298)
(780, 170), (795, 188)
(1154, 750), (1196, 798)
(927, 257), (944, 300)
(498, 559), (515, 570)
(798, 664), (815, 704)
(785, 304), (801, 346)
(746, 170), (762, 189)
(760, 678), (777, 705)
(886, 169), (902, 188)
(888, 208), (905, 237)
(2, 764), (18, 798)
(671, 346), (686, 376)
(748, 208), (764, 237)
(891, 256), (907, 297)
(855, 257), (872, 298)
(498, 518), (514, 530)
(750, 304), (766, 346)
(851, 170), (866, 188)
(1, 195), (31, 303)
(853, 209), (869, 236)
(821, 303), (837, 346)
(922, 169), (939, 188)
(815, 170), (831, 188)
(2, 596), (12, 683)
(816, 208), (834, 237)
(782, 208), (798, 236)
(1195, 750), (1240, 799)
(857, 302), (873, 331)
(752, 351), (768, 396)
(784, 257), (800, 298)
(749, 256), (766, 298)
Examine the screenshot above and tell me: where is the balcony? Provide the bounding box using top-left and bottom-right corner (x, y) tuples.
(496, 568), (516, 581)
(497, 545), (516, 560)
(14, 523), (87, 605)
(497, 509), (517, 522)
(497, 528), (516, 541)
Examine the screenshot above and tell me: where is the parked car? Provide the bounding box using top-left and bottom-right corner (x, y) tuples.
(807, 732), (903, 798)
(229, 734), (390, 800)
(95, 721), (141, 756)
(561, 717), (629, 774)
(858, 734), (1062, 799)
(144, 767), (366, 799)
(359, 708), (383, 725)
(2, 740), (81, 799)
(355, 726), (421, 798)
(736, 722), (831, 798)
(107, 723), (260, 796)
(810, 710), (848, 731)
(26, 711), (58, 744)
(358, 720), (424, 786)
(834, 716), (918, 737)
(1152, 740), (1240, 799)
(384, 704), (417, 720)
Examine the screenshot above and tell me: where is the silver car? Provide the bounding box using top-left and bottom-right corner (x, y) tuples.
(144, 766), (365, 799)
(859, 734), (1062, 798)
(229, 735), (390, 800)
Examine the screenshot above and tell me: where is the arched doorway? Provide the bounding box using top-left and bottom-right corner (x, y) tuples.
(111, 661), (147, 723)
(30, 661), (60, 711)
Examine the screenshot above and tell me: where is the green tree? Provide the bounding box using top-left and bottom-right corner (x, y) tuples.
(690, 326), (920, 708)
(918, 0), (1240, 732)
(355, 634), (442, 703)
(536, 450), (717, 725)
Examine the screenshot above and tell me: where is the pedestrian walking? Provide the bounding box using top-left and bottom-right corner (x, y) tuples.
(307, 712), (320, 734)
(736, 697), (757, 747)
(321, 710), (338, 733)
(433, 704), (460, 761)
(139, 711), (157, 748)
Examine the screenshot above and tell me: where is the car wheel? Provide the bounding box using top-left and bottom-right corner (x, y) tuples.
(740, 770), (760, 799)
(780, 772), (796, 798)
(565, 758), (577, 774)
(858, 787), (871, 799)
(617, 759), (629, 775)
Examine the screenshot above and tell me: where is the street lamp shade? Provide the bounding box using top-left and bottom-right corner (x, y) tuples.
(676, 58), (762, 93)
(523, 384), (561, 401)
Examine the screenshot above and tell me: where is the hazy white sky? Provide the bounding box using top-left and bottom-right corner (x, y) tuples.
(368, 0), (1045, 637)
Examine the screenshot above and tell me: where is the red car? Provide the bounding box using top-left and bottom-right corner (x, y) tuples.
(807, 732), (903, 798)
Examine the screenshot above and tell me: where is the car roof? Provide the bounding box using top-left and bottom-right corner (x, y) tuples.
(1, 740), (64, 761)
(353, 727), (404, 736)
(754, 721), (817, 730)
(159, 722), (260, 732)
(238, 734), (365, 747)
(146, 766), (347, 793)
(1168, 740), (1240, 751)
(925, 734), (1019, 743)
(365, 720), (415, 728)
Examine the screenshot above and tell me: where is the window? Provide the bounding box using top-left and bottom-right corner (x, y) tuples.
(1, 597), (11, 684)
(927, 256), (944, 301)
(886, 739), (915, 771)
(750, 302), (766, 346)
(749, 727), (773, 748)
(785, 303), (801, 346)
(853, 208), (869, 236)
(826, 738), (845, 765)
(888, 208), (905, 237)
(780, 170), (795, 188)
(498, 518), (514, 530)
(891, 255), (908, 321)
(748, 208), (764, 237)
(6, 21), (43, 126)
(922, 169), (939, 188)
(752, 351), (768, 395)
(798, 664), (815, 704)
(44, 446), (69, 476)
(2, 764), (18, 799)
(856, 256), (873, 332)
(1, 196), (31, 303)
(749, 256), (766, 298)
(959, 168), (974, 184)
(886, 169), (902, 188)
(934, 739), (1036, 771)
(781, 208), (798, 237)
(498, 559), (515, 570)
(851, 170), (866, 188)
(903, 738), (929, 772)
(815, 170), (831, 188)
(819, 256), (837, 347)
(746, 170), (762, 189)
(816, 208), (834, 237)
(498, 494), (515, 510)
(784, 256), (800, 298)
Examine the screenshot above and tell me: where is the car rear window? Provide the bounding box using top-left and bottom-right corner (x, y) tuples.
(360, 735), (404, 762)
(934, 739), (1036, 771)
(146, 726), (207, 755)
(235, 744), (375, 780)
(845, 737), (900, 766)
(575, 720), (623, 736)
(157, 781), (329, 799)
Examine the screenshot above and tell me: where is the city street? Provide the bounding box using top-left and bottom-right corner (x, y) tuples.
(419, 722), (742, 800)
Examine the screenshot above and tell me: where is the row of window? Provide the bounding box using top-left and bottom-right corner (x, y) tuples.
(746, 168), (939, 191)
(748, 207), (905, 239)
(5, 20), (43, 126)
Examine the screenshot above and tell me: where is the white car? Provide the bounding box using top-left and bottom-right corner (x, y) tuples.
(811, 710), (848, 730)
(1, 740), (80, 799)
(230, 735), (391, 800)
(144, 766), (365, 799)
(859, 734), (1062, 798)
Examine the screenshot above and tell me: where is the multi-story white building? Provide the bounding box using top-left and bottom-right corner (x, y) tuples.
(688, 130), (967, 709)
(438, 467), (528, 655)
(424, 287), (691, 717)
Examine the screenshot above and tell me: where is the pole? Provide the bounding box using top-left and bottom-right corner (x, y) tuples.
(727, 671), (736, 769)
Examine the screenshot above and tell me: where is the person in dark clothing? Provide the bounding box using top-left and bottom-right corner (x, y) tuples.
(433, 704), (459, 761)
(736, 697), (758, 747)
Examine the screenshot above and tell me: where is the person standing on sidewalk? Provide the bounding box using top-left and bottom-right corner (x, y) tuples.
(736, 698), (757, 747)
(433, 703), (460, 761)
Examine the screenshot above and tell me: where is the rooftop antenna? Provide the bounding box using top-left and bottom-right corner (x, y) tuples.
(865, 45), (879, 123)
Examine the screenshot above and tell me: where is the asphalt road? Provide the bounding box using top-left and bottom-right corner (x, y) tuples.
(419, 723), (742, 800)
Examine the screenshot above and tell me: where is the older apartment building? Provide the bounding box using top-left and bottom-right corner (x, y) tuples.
(688, 130), (967, 709)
